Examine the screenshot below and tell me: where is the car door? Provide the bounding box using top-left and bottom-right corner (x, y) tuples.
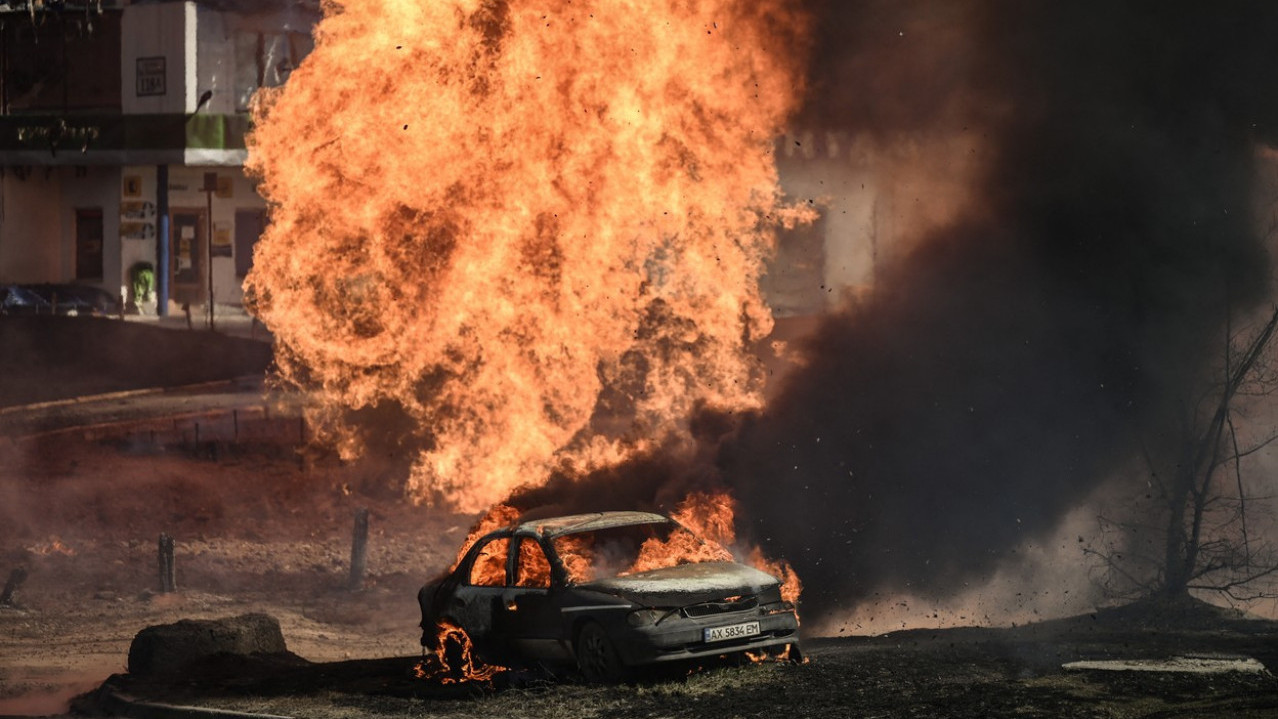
(449, 533), (511, 655)
(500, 535), (573, 661)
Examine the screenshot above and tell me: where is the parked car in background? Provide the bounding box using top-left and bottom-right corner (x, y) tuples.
(14, 284), (119, 316)
(0, 285), (52, 315)
(417, 511), (802, 682)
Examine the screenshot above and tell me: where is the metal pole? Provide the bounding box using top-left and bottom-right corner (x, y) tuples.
(156, 165), (170, 316)
(205, 186), (215, 331)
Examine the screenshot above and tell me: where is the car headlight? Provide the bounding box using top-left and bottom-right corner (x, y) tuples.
(763, 600), (796, 616)
(626, 608), (664, 627)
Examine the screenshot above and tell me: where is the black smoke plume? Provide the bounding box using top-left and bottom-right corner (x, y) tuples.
(502, 2), (1278, 620)
(723, 1), (1278, 615)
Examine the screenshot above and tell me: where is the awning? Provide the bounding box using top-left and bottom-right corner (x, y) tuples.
(0, 113), (252, 166)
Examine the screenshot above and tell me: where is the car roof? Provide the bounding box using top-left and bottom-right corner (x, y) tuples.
(516, 511), (670, 538)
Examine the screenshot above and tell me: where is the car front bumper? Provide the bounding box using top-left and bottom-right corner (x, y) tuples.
(611, 608), (801, 665)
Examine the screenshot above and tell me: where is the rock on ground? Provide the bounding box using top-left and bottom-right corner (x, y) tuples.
(127, 612), (289, 676)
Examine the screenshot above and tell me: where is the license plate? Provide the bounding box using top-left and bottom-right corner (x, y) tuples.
(704, 621), (761, 643)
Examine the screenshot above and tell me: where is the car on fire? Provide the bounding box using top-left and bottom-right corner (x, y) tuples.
(417, 510), (802, 682)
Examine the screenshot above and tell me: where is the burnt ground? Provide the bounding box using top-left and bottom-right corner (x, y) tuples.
(2, 317), (1278, 718)
(78, 612), (1278, 719)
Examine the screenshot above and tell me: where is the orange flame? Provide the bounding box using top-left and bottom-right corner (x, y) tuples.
(451, 492), (801, 604)
(414, 619), (505, 685)
(245, 0), (813, 513)
(667, 491), (803, 605)
(451, 504), (520, 572)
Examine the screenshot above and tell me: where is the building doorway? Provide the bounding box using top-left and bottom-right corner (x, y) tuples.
(75, 208), (104, 281)
(169, 207), (207, 306)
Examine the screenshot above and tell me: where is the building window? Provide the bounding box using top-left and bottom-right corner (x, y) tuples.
(75, 208), (104, 281)
(234, 31), (314, 112)
(2, 11), (122, 113)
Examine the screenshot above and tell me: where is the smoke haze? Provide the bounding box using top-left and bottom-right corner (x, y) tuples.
(724, 1), (1278, 615)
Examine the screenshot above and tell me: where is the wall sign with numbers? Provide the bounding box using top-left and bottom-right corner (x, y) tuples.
(136, 57), (167, 97)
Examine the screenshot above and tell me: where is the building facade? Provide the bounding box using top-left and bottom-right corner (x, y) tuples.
(0, 0), (317, 314)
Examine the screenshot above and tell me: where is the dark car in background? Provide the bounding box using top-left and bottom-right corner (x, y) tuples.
(0, 285), (52, 315)
(0, 284), (119, 316)
(22, 284), (120, 315)
(417, 511), (802, 682)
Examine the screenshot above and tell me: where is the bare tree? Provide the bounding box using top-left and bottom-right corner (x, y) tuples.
(1087, 305), (1278, 604)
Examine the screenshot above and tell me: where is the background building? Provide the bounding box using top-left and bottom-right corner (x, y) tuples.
(0, 0), (319, 315)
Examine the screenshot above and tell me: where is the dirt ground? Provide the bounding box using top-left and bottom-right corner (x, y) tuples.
(0, 431), (475, 715)
(3, 317), (1278, 718)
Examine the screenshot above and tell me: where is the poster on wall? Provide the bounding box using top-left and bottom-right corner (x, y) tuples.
(123, 175), (143, 197)
(212, 224), (233, 257)
(120, 222), (155, 240)
(177, 226), (194, 272)
(120, 200), (156, 220)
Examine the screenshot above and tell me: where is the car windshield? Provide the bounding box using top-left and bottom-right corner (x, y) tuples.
(551, 519), (733, 584)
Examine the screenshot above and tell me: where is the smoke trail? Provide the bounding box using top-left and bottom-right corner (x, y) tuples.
(725, 1), (1278, 615)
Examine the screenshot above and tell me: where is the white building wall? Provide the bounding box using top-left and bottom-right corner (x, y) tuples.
(0, 168), (121, 289)
(119, 166), (159, 292)
(121, 2), (193, 115)
(0, 171), (62, 283)
(120, 164), (266, 306)
(196, 6), (238, 115)
(774, 130), (985, 312)
(778, 137), (880, 301)
(60, 166), (124, 292)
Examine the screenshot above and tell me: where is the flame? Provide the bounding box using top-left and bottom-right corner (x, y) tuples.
(551, 532), (604, 583)
(414, 619), (505, 685)
(452, 491), (802, 604)
(26, 537), (75, 557)
(514, 536), (552, 587)
(245, 0), (813, 513)
(451, 503), (520, 571)
(749, 546), (803, 608)
(628, 491), (735, 573)
(745, 644), (805, 664)
(663, 491), (803, 605)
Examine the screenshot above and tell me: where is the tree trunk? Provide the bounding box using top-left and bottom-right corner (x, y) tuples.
(1162, 494), (1192, 598)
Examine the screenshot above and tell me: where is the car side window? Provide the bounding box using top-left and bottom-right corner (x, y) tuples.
(467, 537), (509, 587)
(514, 537), (551, 589)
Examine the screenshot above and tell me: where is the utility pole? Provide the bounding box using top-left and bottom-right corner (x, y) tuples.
(202, 172), (217, 331)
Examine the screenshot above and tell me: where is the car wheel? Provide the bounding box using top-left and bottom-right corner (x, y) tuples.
(576, 621), (626, 683)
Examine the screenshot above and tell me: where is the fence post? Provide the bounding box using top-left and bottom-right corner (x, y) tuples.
(158, 533), (176, 593)
(348, 508), (369, 590)
(0, 567), (28, 606)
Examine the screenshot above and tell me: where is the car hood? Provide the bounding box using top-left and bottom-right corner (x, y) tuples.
(580, 561), (777, 607)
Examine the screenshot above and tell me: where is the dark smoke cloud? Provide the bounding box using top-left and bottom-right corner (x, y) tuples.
(722, 1), (1278, 616)
(496, 2), (1278, 620)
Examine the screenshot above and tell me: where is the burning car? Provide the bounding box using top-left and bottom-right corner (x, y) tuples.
(417, 511), (802, 682)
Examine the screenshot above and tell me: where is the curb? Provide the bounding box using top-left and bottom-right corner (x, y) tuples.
(99, 691), (295, 719)
(0, 376), (264, 417)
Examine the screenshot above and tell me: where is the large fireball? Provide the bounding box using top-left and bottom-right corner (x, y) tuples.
(246, 0), (811, 511)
